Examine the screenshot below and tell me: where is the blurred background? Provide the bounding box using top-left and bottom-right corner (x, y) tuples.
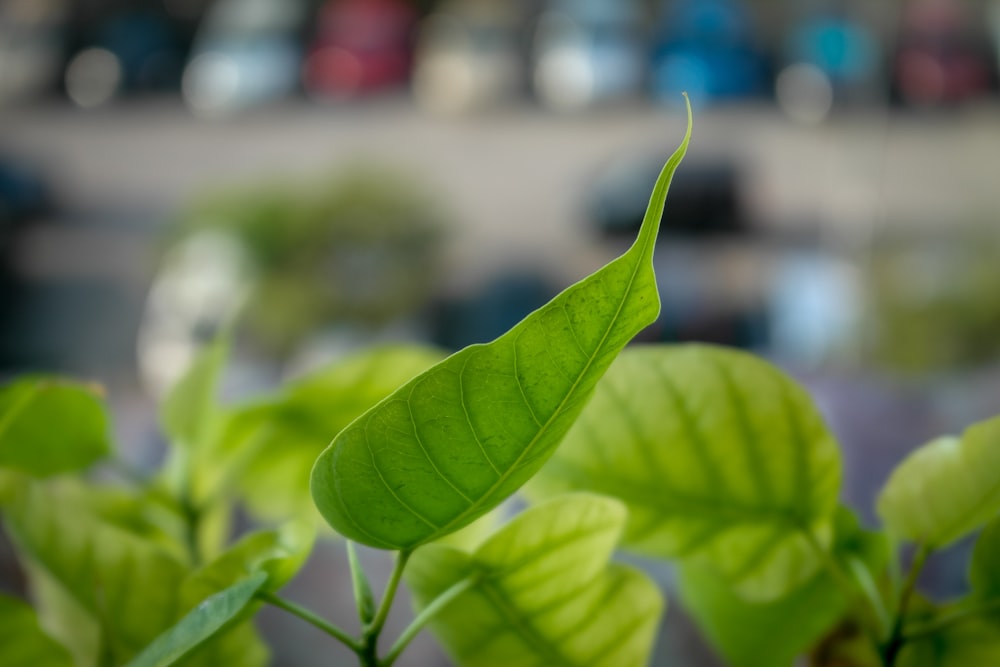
(2, 0), (1000, 664)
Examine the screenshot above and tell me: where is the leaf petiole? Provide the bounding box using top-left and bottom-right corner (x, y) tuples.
(366, 550), (411, 636)
(381, 574), (480, 667)
(803, 527), (887, 643)
(256, 590), (362, 653)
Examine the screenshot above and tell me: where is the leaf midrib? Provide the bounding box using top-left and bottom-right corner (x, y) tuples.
(417, 247), (651, 547)
(479, 579), (578, 667)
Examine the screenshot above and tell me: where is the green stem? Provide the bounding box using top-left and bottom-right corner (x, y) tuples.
(882, 543), (932, 666)
(847, 555), (892, 638)
(903, 597), (1000, 641)
(357, 550), (412, 666)
(380, 575), (479, 667)
(348, 541), (377, 625)
(367, 550), (411, 636)
(803, 527), (886, 644)
(257, 591), (362, 653)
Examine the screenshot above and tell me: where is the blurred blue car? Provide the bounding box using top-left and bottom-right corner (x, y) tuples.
(650, 0), (770, 107)
(64, 9), (186, 107)
(532, 0), (644, 111)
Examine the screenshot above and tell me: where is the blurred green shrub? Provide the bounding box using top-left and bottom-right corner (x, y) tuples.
(868, 230), (1000, 374)
(162, 164), (447, 357)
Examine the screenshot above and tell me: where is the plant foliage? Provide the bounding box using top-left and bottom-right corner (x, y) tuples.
(3, 98), (1000, 667)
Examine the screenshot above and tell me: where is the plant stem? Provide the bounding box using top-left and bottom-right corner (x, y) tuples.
(368, 550), (411, 637)
(803, 527), (886, 644)
(881, 543), (932, 666)
(381, 575), (479, 667)
(847, 555), (892, 637)
(357, 550), (412, 666)
(257, 591), (362, 653)
(903, 597), (1000, 641)
(348, 541), (376, 625)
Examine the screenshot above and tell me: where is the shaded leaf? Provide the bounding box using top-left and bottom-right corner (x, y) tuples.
(312, 107), (692, 549)
(124, 573), (267, 667)
(405, 493), (663, 667)
(0, 377), (110, 477)
(528, 344), (842, 599)
(4, 479), (188, 665)
(679, 507), (886, 667)
(898, 615), (1000, 667)
(161, 337), (228, 450)
(878, 415), (1000, 548)
(971, 516), (1000, 599)
(0, 593), (74, 667)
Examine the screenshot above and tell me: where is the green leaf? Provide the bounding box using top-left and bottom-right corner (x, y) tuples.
(679, 562), (844, 667)
(678, 507), (886, 667)
(0, 377), (110, 476)
(877, 415), (1000, 548)
(180, 521), (314, 608)
(971, 517), (1000, 598)
(405, 493), (663, 667)
(4, 479), (188, 665)
(207, 345), (445, 521)
(161, 336), (228, 450)
(527, 344), (842, 600)
(311, 105), (692, 550)
(0, 593), (74, 667)
(124, 573), (267, 667)
(898, 615), (1000, 667)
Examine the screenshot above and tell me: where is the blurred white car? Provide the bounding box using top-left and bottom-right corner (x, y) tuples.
(183, 0), (309, 116)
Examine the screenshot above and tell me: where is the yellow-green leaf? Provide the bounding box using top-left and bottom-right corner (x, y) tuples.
(878, 415), (1000, 548)
(311, 104), (692, 550)
(405, 493), (663, 667)
(3, 480), (187, 665)
(527, 344), (842, 600)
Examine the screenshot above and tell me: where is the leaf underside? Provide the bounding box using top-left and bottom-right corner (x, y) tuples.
(310, 103), (693, 550)
(527, 344), (842, 600)
(405, 493), (663, 667)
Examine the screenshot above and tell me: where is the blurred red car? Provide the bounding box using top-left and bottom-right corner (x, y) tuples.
(892, 0), (994, 106)
(303, 0), (416, 98)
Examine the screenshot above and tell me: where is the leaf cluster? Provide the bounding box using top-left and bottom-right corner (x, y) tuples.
(4, 99), (1000, 667)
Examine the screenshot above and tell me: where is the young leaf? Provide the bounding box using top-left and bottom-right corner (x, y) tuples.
(0, 377), (110, 477)
(3, 479), (188, 665)
(527, 344), (842, 600)
(877, 415), (1000, 548)
(161, 336), (228, 450)
(311, 104), (692, 550)
(205, 345), (445, 521)
(405, 493), (663, 667)
(123, 573), (267, 667)
(0, 593), (75, 667)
